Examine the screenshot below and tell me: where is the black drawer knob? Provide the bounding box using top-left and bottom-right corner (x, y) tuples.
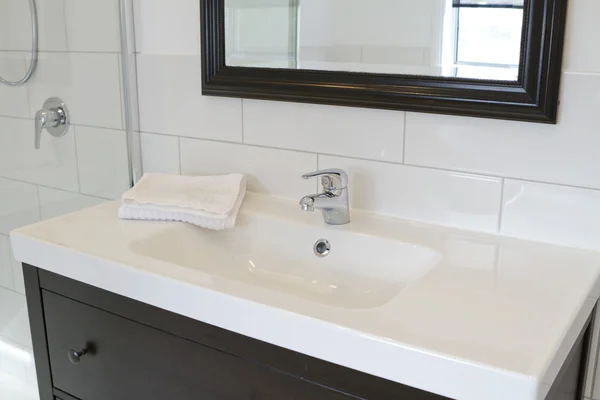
(68, 347), (89, 364)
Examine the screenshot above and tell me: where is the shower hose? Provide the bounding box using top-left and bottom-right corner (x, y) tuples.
(0, 0), (38, 86)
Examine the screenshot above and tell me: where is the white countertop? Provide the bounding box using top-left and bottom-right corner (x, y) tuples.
(10, 194), (600, 400)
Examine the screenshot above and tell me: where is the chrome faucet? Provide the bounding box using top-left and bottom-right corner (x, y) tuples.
(299, 169), (350, 225)
(34, 98), (69, 149)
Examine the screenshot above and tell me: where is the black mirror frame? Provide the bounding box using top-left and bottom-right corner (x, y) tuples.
(201, 0), (568, 124)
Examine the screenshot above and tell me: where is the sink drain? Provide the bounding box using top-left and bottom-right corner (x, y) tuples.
(313, 239), (331, 258)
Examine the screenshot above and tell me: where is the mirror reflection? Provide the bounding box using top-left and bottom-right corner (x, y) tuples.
(224, 0), (525, 81)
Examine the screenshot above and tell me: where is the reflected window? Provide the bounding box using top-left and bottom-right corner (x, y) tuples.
(452, 0), (524, 79)
(224, 0), (526, 80)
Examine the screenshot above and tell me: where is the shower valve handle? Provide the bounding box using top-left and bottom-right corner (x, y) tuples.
(35, 98), (69, 150)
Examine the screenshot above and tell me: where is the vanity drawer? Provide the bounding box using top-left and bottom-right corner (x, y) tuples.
(42, 290), (353, 400)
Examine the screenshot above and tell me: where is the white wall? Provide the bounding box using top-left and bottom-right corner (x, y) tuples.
(0, 0), (130, 381)
(227, 4), (291, 52)
(300, 0), (439, 47)
(226, 0), (442, 69)
(299, 0), (441, 67)
(134, 0), (600, 397)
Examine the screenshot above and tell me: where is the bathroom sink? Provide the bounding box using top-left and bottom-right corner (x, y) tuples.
(130, 214), (441, 309)
(11, 194), (600, 400)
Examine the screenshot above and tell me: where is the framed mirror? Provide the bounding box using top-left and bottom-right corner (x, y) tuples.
(201, 0), (568, 123)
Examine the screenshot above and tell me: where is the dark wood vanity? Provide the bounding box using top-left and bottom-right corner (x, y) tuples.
(24, 264), (592, 400)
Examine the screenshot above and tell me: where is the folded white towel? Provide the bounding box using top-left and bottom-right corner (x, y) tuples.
(118, 173), (247, 230)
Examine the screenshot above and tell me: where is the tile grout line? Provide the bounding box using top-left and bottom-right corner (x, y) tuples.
(73, 126), (82, 193)
(0, 175), (110, 201)
(496, 178), (506, 233)
(8, 111), (596, 196)
(23, 50), (32, 120)
(401, 113), (407, 164)
(0, 114), (588, 192)
(60, 0), (70, 52)
(402, 162), (600, 194)
(34, 184), (42, 221)
(117, 52), (126, 131)
(0, 114), (125, 132)
(177, 136), (182, 175)
(0, 49), (122, 55)
(1, 114), (600, 195)
(131, 131), (600, 194)
(241, 100), (245, 144)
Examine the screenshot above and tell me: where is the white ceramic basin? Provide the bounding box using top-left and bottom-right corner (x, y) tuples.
(130, 213), (441, 309)
(11, 195), (600, 400)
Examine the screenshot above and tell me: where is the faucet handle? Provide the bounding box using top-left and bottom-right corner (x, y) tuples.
(34, 98), (69, 150)
(302, 169), (348, 191)
(34, 109), (48, 150)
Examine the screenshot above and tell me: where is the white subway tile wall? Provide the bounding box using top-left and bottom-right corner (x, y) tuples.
(135, 0), (600, 242)
(30, 0), (68, 52)
(134, 0), (600, 397)
(27, 52), (123, 129)
(0, 117), (79, 192)
(563, 0), (600, 74)
(133, 0), (201, 55)
(63, 0), (121, 53)
(136, 54), (242, 141)
(243, 100), (405, 162)
(75, 126), (130, 199)
(404, 74), (600, 190)
(0, 0), (67, 52)
(0, 235), (13, 290)
(319, 155), (503, 233)
(140, 132), (180, 175)
(38, 187), (106, 221)
(0, 2), (128, 395)
(0, 178), (40, 236)
(0, 52), (29, 118)
(180, 138), (318, 199)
